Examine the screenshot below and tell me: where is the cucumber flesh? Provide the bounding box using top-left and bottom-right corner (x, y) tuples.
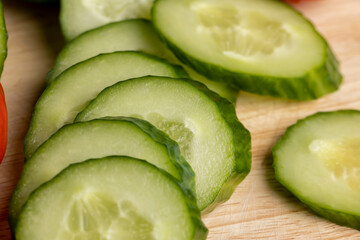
(24, 51), (188, 159)
(47, 19), (238, 102)
(76, 76), (251, 211)
(152, 0), (342, 100)
(60, 0), (154, 40)
(10, 117), (194, 229)
(273, 110), (360, 230)
(15, 156), (207, 240)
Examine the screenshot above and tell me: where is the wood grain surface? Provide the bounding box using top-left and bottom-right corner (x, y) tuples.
(0, 0), (359, 239)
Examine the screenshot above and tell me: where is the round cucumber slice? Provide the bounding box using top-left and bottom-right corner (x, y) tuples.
(10, 117), (194, 229)
(15, 156), (207, 240)
(76, 76), (251, 211)
(47, 19), (238, 102)
(24, 51), (188, 159)
(273, 110), (360, 230)
(60, 0), (154, 40)
(152, 0), (342, 100)
(0, 1), (7, 77)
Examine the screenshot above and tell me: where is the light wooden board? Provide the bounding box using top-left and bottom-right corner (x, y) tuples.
(0, 0), (359, 239)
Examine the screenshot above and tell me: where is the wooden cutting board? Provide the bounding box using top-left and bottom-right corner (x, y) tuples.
(0, 0), (359, 239)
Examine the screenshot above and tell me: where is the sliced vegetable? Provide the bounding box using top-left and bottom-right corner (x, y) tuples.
(47, 19), (237, 102)
(24, 51), (188, 159)
(15, 156), (208, 240)
(0, 0), (7, 76)
(273, 110), (360, 230)
(60, 0), (154, 40)
(10, 117), (194, 229)
(152, 0), (342, 100)
(76, 76), (251, 211)
(0, 83), (7, 163)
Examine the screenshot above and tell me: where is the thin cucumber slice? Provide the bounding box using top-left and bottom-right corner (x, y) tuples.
(47, 19), (238, 102)
(24, 51), (188, 159)
(0, 1), (7, 77)
(60, 0), (154, 40)
(76, 76), (251, 211)
(15, 156), (207, 240)
(10, 117), (194, 229)
(152, 0), (342, 100)
(273, 110), (360, 230)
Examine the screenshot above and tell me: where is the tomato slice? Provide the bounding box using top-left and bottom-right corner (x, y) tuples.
(0, 83), (7, 163)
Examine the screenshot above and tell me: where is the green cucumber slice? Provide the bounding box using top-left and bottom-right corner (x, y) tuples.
(152, 0), (342, 100)
(24, 51), (188, 159)
(10, 117), (194, 229)
(48, 19), (238, 102)
(0, 1), (7, 77)
(15, 156), (207, 240)
(76, 76), (251, 211)
(60, 0), (154, 40)
(273, 110), (360, 230)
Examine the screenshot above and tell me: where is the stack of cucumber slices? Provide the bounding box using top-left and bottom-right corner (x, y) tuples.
(11, 0), (353, 238)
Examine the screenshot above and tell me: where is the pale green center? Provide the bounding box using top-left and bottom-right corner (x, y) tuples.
(310, 139), (360, 193)
(83, 0), (153, 20)
(192, 3), (290, 58)
(147, 113), (194, 161)
(60, 192), (154, 240)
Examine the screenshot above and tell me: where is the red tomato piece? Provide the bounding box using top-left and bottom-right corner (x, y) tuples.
(0, 83), (7, 163)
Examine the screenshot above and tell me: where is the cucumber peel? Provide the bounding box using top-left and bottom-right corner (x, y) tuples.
(152, 0), (342, 100)
(0, 1), (7, 77)
(10, 117), (195, 230)
(15, 156), (207, 240)
(48, 19), (238, 102)
(273, 110), (360, 230)
(24, 51), (188, 159)
(76, 76), (251, 211)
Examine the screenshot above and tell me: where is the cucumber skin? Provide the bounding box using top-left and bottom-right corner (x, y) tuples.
(23, 51), (189, 159)
(273, 110), (360, 230)
(46, 19), (238, 103)
(152, 0), (342, 101)
(15, 157), (208, 240)
(0, 1), (7, 78)
(190, 79), (251, 213)
(10, 117), (196, 231)
(75, 76), (252, 212)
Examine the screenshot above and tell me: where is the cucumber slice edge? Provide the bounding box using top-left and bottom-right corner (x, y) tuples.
(15, 156), (208, 239)
(273, 110), (360, 230)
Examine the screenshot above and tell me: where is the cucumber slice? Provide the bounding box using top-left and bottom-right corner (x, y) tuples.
(10, 117), (194, 229)
(60, 0), (154, 40)
(152, 0), (342, 100)
(76, 76), (251, 211)
(15, 156), (207, 240)
(0, 1), (7, 77)
(273, 110), (360, 230)
(24, 51), (188, 159)
(47, 19), (238, 102)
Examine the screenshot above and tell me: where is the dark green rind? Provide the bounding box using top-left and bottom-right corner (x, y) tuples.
(113, 117), (196, 192)
(273, 110), (360, 230)
(46, 19), (176, 83)
(23, 51), (189, 159)
(46, 19), (238, 102)
(75, 76), (252, 212)
(10, 117), (196, 231)
(179, 78), (251, 212)
(15, 157), (208, 240)
(0, 1), (7, 78)
(152, 0), (342, 101)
